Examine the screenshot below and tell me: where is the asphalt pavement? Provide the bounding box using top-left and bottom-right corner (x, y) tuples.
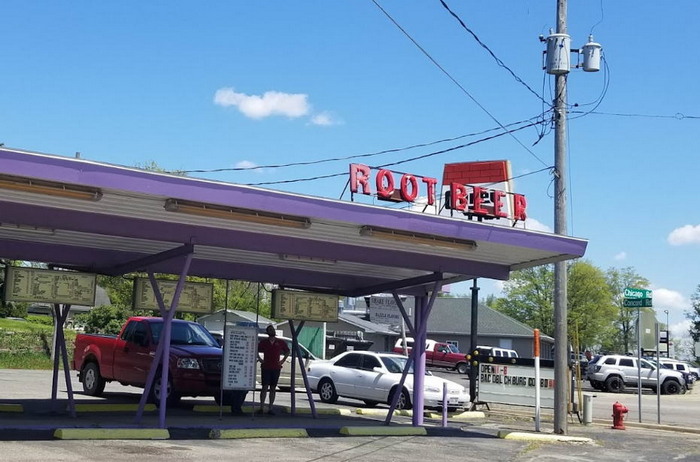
(1, 369), (699, 461)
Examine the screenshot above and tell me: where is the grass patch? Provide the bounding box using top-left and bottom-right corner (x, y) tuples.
(0, 351), (56, 369)
(0, 317), (77, 369)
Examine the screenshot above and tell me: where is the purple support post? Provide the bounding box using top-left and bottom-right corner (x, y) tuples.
(412, 295), (427, 426)
(50, 303), (75, 416)
(157, 252), (193, 428)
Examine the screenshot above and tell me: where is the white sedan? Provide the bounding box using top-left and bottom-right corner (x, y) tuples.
(306, 350), (470, 410)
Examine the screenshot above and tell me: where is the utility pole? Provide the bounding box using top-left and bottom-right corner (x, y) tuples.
(552, 0), (569, 435)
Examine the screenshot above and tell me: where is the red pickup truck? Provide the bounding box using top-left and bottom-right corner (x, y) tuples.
(72, 317), (223, 404)
(393, 338), (470, 374)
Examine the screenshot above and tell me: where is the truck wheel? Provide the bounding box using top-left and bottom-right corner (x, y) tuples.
(82, 362), (106, 396)
(456, 362), (469, 374)
(149, 373), (181, 406)
(662, 379), (682, 395)
(604, 376), (624, 393)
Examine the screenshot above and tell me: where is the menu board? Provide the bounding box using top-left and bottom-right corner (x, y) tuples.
(3, 266), (96, 305)
(133, 278), (213, 313)
(271, 289), (339, 322)
(222, 326), (258, 390)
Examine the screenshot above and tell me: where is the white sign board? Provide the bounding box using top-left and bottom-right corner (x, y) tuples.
(133, 278), (214, 314)
(478, 363), (555, 408)
(221, 326), (258, 390)
(4, 266), (96, 305)
(369, 295), (410, 325)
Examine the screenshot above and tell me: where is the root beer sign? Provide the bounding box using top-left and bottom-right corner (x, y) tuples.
(349, 162), (527, 222)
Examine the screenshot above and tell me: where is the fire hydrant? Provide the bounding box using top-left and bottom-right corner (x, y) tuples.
(612, 401), (628, 430)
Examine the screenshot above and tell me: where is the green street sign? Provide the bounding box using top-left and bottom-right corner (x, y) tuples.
(623, 287), (652, 299)
(623, 298), (653, 308)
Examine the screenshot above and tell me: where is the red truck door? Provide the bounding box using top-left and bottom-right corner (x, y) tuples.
(432, 343), (452, 368)
(113, 320), (154, 385)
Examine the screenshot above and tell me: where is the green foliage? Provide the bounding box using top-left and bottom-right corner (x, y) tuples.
(490, 261), (623, 350)
(0, 317), (76, 368)
(686, 285), (700, 342)
(26, 315), (54, 325)
(490, 265), (555, 336)
(605, 267), (650, 353)
(568, 261), (616, 350)
(0, 259), (29, 318)
(74, 305), (130, 334)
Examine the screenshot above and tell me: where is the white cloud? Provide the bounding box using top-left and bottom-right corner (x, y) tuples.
(670, 319), (692, 339)
(309, 111), (341, 126)
(234, 160), (264, 174)
(651, 287), (688, 312)
(513, 217), (552, 233)
(614, 252), (627, 261)
(213, 87), (310, 119)
(668, 224), (700, 245)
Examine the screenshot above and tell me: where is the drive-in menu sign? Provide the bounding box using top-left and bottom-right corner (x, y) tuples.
(133, 278), (214, 313)
(271, 289), (339, 322)
(3, 266), (96, 305)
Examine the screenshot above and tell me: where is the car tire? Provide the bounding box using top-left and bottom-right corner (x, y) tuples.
(149, 372), (181, 406)
(390, 387), (412, 410)
(456, 362), (469, 374)
(82, 362), (106, 396)
(605, 376), (624, 393)
(318, 378), (338, 404)
(662, 379), (682, 395)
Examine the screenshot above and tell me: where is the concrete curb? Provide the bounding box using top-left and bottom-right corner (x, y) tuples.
(53, 428), (170, 440)
(211, 428), (309, 439)
(283, 407), (353, 415)
(71, 403), (157, 413)
(497, 430), (593, 443)
(355, 408), (412, 417)
(0, 404), (23, 413)
(426, 411), (486, 420)
(340, 426), (427, 436)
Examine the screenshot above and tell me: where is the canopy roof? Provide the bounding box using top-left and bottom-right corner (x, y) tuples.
(0, 148), (587, 296)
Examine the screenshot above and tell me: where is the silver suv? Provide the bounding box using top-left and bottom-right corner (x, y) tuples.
(588, 354), (685, 394)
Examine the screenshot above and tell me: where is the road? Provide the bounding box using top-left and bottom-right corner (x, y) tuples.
(1, 369), (699, 461)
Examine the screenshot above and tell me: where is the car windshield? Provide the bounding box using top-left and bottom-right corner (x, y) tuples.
(379, 356), (432, 375)
(381, 356), (414, 374)
(151, 322), (219, 347)
(448, 344), (459, 354)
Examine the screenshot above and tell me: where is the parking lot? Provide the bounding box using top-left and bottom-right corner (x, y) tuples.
(2, 369), (700, 461)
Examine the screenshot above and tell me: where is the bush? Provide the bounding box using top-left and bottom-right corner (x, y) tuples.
(74, 305), (131, 334)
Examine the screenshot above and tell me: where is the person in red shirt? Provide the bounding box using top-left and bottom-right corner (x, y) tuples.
(257, 324), (290, 415)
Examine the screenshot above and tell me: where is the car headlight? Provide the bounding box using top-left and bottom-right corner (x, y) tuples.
(177, 358), (200, 369)
(425, 386), (441, 393)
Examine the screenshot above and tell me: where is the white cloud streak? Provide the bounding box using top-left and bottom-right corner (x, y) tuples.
(214, 88), (310, 119)
(668, 224), (700, 245)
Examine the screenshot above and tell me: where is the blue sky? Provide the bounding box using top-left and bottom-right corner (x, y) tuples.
(2, 2), (698, 341)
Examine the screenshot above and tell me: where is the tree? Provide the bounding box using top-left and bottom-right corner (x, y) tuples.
(567, 261), (616, 350)
(605, 267), (650, 353)
(686, 284), (700, 342)
(489, 265), (555, 336)
(489, 261), (618, 349)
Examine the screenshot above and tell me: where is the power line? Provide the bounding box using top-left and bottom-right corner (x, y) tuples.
(178, 115), (547, 174)
(569, 110), (700, 120)
(370, 0), (549, 168)
(438, 0), (549, 106)
(246, 118), (546, 186)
